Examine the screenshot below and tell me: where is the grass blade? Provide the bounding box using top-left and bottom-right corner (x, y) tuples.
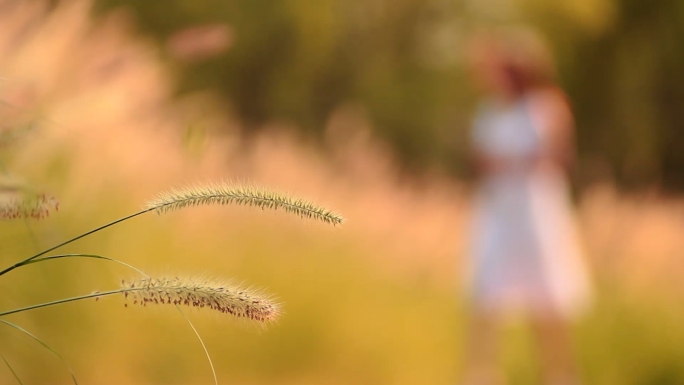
(0, 319), (77, 385)
(14, 253), (219, 383)
(24, 255), (219, 383)
(0, 351), (23, 385)
(175, 306), (217, 385)
(23, 254), (147, 276)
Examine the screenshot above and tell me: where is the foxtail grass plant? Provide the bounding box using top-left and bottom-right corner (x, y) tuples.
(0, 176), (59, 220)
(0, 182), (343, 276)
(148, 183), (344, 225)
(0, 181), (343, 384)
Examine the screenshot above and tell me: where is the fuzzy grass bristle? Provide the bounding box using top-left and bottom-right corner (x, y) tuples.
(121, 277), (280, 323)
(0, 192), (58, 220)
(145, 183), (344, 225)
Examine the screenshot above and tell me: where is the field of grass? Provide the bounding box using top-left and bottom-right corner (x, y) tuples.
(2, 192), (684, 385)
(2, 2), (684, 383)
(2, 147), (684, 385)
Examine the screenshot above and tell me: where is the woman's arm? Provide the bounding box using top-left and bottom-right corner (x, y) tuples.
(528, 87), (576, 171)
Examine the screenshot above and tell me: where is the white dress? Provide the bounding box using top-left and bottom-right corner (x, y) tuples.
(468, 96), (591, 318)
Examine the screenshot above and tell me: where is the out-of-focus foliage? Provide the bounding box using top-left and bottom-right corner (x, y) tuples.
(92, 0), (473, 173)
(93, 0), (684, 189)
(535, 0), (684, 190)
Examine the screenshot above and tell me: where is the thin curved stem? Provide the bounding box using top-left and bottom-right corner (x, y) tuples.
(0, 252), (151, 317)
(175, 306), (217, 385)
(0, 286), (221, 385)
(0, 289), (123, 317)
(6, 253), (218, 384)
(0, 319), (77, 385)
(0, 195), (223, 383)
(0, 208), (154, 277)
(0, 351), (22, 385)
(23, 254), (147, 277)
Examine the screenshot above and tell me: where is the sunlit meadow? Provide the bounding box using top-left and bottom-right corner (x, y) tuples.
(1, 1), (684, 384)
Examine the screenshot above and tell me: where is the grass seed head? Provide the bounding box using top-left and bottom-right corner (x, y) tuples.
(145, 182), (344, 225)
(121, 277), (280, 323)
(0, 192), (59, 220)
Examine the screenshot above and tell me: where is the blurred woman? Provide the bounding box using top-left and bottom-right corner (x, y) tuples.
(463, 28), (592, 385)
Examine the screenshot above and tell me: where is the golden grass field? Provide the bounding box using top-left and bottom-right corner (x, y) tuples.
(2, 1), (684, 384)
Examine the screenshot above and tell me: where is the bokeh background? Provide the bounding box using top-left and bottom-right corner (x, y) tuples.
(1, 0), (684, 384)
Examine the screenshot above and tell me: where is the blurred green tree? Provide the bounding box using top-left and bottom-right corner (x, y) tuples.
(93, 0), (684, 190)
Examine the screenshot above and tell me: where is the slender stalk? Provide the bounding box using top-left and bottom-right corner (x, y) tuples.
(0, 319), (77, 385)
(175, 306), (217, 385)
(0, 208), (154, 277)
(0, 290), (123, 317)
(23, 254), (148, 277)
(0, 351), (22, 385)
(4, 254), (217, 384)
(1, 182), (342, 278)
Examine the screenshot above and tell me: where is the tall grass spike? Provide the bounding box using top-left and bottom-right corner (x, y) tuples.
(146, 183), (344, 225)
(121, 277), (280, 323)
(0, 193), (58, 220)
